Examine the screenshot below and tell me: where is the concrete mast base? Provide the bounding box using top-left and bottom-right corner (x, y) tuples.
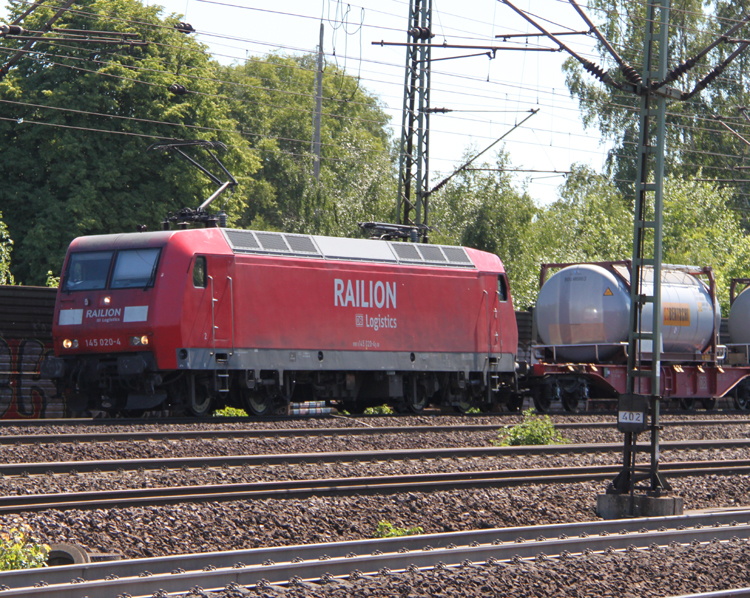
(596, 494), (684, 519)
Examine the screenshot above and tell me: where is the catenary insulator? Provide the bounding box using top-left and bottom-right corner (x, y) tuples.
(175, 22), (195, 34)
(168, 83), (187, 95)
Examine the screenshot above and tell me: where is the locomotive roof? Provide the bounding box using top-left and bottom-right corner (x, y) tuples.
(222, 229), (478, 269)
(69, 228), (491, 270)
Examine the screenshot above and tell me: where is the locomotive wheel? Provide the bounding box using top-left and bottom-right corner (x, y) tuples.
(242, 390), (274, 417)
(506, 393), (523, 412)
(403, 377), (428, 414)
(678, 397), (695, 411)
(189, 381), (213, 417)
(701, 397), (717, 411)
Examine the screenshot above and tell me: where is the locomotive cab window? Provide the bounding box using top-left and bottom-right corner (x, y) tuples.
(193, 256), (207, 288)
(498, 275), (508, 302)
(111, 248), (161, 289)
(62, 251), (114, 291)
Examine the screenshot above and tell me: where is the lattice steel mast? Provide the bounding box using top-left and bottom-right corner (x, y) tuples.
(396, 0), (432, 243)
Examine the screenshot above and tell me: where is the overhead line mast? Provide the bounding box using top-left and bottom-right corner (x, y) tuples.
(396, 0), (432, 243)
(501, 0), (750, 517)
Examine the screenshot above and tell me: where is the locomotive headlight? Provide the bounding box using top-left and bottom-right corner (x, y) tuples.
(129, 335), (150, 347)
(62, 339), (78, 349)
(103, 296), (111, 305)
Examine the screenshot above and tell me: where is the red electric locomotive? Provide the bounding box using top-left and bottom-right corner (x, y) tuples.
(43, 227), (519, 416)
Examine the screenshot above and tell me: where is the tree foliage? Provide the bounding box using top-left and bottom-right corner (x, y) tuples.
(563, 0), (750, 208)
(0, 212), (13, 285)
(0, 0), (258, 284)
(218, 54), (395, 237)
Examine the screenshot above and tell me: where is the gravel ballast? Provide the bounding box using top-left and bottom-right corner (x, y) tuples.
(4, 474), (750, 560)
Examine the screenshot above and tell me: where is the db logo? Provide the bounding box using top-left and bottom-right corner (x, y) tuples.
(355, 314), (364, 327)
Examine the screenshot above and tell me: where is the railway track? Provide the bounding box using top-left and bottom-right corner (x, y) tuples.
(3, 458), (750, 513)
(0, 412), (748, 431)
(3, 438), (750, 476)
(0, 418), (747, 445)
(1, 509), (749, 597)
(4, 438), (750, 476)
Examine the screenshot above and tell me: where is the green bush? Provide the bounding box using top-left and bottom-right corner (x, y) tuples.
(212, 406), (248, 417)
(373, 520), (423, 538)
(494, 408), (568, 446)
(364, 404), (394, 415)
(0, 524), (48, 570)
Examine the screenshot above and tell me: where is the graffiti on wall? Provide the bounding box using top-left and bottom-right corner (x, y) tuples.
(0, 338), (64, 419)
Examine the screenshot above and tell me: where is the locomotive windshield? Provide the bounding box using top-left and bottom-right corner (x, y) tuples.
(62, 251), (113, 291)
(62, 248), (161, 291)
(111, 248), (161, 289)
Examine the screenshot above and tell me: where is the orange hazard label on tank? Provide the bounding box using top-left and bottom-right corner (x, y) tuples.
(663, 303), (690, 326)
(604, 288), (613, 296)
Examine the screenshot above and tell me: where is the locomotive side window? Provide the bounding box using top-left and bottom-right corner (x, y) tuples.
(62, 251), (113, 291)
(193, 256), (207, 288)
(498, 275), (508, 302)
(111, 248), (161, 289)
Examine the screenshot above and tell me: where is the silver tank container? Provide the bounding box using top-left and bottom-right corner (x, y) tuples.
(535, 264), (719, 362)
(729, 288), (750, 344)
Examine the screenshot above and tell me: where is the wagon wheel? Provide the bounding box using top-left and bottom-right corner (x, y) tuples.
(241, 388), (274, 417)
(561, 390), (579, 414)
(734, 385), (750, 411)
(189, 380), (213, 417)
(532, 384), (552, 414)
(700, 397), (717, 411)
(678, 397), (695, 411)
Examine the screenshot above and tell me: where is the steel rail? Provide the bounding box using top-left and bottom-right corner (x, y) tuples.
(2, 438), (750, 477)
(2, 510), (750, 598)
(0, 418), (747, 445)
(3, 459), (750, 513)
(0, 413), (746, 430)
(670, 589), (750, 598)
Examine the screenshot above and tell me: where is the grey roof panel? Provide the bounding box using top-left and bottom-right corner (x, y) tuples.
(418, 245), (447, 263)
(442, 246), (472, 264)
(391, 243), (422, 262)
(225, 229), (260, 250)
(285, 234), (319, 255)
(313, 235), (398, 262)
(256, 232), (290, 252)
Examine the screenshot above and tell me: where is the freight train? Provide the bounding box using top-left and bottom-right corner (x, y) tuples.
(37, 226), (750, 416)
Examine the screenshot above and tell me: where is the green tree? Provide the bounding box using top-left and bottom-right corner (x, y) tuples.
(564, 0), (750, 207)
(0, 0), (259, 284)
(661, 176), (750, 313)
(218, 54), (395, 237)
(533, 164), (632, 264)
(0, 212), (13, 285)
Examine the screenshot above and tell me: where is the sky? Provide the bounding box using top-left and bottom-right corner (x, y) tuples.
(4, 0), (614, 205)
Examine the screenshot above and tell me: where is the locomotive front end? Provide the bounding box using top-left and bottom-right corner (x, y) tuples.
(44, 233), (169, 414)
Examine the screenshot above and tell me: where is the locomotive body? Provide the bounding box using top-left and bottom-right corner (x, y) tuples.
(45, 227), (518, 415)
